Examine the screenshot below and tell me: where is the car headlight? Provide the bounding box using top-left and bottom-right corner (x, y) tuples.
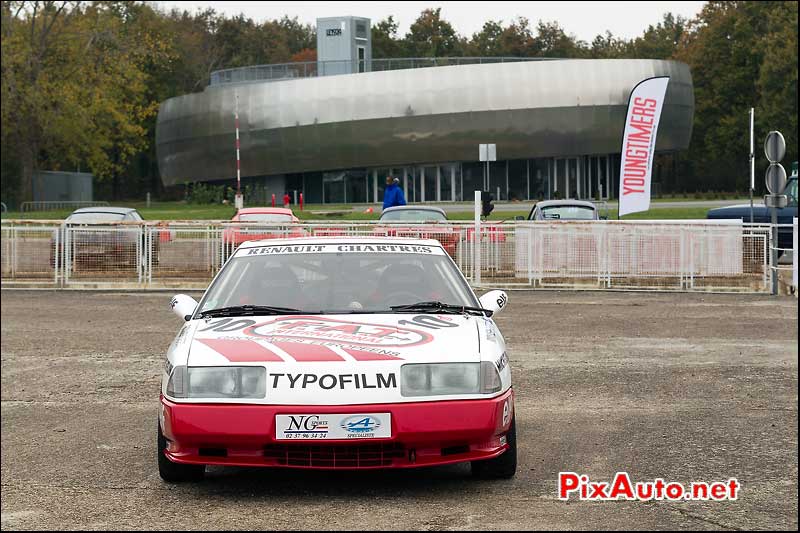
(401, 362), (501, 397)
(166, 365), (266, 399)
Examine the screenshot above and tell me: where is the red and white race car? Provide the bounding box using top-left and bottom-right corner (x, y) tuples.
(159, 237), (515, 481)
(222, 207), (308, 258)
(372, 206), (460, 257)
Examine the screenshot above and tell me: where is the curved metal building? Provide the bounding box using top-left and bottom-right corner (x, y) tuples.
(156, 58), (694, 203)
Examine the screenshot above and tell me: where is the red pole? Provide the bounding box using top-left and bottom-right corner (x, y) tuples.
(299, 193), (304, 211)
(271, 193), (275, 207)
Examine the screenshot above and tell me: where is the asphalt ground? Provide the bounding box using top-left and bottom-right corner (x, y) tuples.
(1, 289), (797, 530)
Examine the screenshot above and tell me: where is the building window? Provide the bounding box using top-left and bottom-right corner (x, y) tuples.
(355, 20), (367, 39)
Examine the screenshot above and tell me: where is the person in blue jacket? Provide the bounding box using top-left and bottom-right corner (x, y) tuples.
(382, 176), (407, 210)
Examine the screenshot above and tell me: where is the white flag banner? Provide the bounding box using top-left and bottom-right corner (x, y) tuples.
(618, 77), (670, 217)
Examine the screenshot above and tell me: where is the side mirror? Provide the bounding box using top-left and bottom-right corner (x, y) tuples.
(479, 290), (508, 315)
(170, 294), (198, 321)
(514, 215), (525, 221)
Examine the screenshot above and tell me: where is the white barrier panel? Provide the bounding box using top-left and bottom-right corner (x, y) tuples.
(0, 220), (773, 292)
(0, 224), (61, 285)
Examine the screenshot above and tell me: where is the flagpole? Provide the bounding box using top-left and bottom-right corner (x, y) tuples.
(749, 107), (754, 224)
(234, 92), (243, 209)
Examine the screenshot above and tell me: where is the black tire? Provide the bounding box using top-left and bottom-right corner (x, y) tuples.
(471, 414), (517, 479)
(158, 422), (205, 482)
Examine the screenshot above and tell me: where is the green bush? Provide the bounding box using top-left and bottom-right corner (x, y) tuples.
(187, 183), (225, 204)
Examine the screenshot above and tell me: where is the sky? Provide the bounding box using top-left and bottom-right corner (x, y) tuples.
(153, 1), (706, 43)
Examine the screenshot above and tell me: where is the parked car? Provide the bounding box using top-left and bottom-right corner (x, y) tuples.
(373, 206), (460, 257)
(51, 207), (159, 269)
(222, 208), (307, 258)
(707, 175), (797, 253)
(160, 237), (515, 481)
(525, 199), (601, 221)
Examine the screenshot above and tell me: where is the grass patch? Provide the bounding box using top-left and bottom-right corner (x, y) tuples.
(1, 201), (715, 222)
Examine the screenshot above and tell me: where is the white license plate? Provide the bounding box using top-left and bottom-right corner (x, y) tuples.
(275, 413), (391, 440)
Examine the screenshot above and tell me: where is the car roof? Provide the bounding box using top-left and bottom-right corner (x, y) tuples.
(69, 207), (138, 215)
(534, 200), (597, 209)
(381, 206), (447, 216)
(237, 236), (444, 249)
(236, 207), (295, 215)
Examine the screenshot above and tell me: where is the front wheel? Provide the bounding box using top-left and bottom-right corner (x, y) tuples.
(471, 414), (517, 479)
(157, 422), (205, 482)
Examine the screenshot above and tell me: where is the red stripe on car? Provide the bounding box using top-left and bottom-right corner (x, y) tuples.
(197, 339), (284, 362)
(271, 341), (345, 362)
(342, 348), (403, 361)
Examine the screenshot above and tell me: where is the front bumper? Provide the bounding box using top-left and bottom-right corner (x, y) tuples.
(161, 389), (513, 469)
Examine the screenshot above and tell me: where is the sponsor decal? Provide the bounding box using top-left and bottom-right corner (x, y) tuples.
(196, 337), (404, 363)
(397, 315), (459, 330)
(484, 319), (498, 342)
(281, 415), (330, 439)
(269, 372), (397, 390)
(235, 243), (444, 258)
(244, 316), (433, 348)
(340, 415), (381, 435)
(198, 318), (257, 332)
(502, 399), (511, 426)
(495, 292), (507, 309)
(495, 352), (509, 372)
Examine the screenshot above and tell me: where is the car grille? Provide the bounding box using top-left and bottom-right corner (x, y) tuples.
(263, 443), (405, 468)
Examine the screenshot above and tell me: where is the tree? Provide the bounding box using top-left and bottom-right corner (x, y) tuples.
(1, 1), (167, 201)
(498, 17), (536, 57)
(276, 15), (314, 55)
(371, 16), (403, 58)
(532, 21), (588, 58)
(469, 20), (504, 56)
(754, 1), (798, 175)
(590, 31), (629, 59)
(674, 1), (797, 192)
(404, 8), (462, 57)
(629, 13), (687, 59)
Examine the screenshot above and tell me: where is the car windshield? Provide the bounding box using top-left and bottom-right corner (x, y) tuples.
(380, 209), (447, 222)
(66, 212), (126, 223)
(539, 206), (596, 220)
(238, 213), (294, 222)
(784, 178), (798, 206)
(197, 243), (477, 314)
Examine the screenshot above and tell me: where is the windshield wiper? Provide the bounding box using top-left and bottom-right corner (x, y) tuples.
(390, 301), (492, 317)
(197, 305), (306, 318)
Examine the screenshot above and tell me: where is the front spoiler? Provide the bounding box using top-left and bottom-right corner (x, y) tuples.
(161, 389), (513, 469)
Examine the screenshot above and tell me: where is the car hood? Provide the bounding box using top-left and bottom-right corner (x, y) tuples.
(181, 313), (502, 405)
(707, 203), (797, 224)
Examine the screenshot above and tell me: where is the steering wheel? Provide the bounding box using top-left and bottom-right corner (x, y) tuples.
(383, 290), (424, 307)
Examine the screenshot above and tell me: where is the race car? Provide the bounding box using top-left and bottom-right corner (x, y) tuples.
(159, 237), (515, 481)
(222, 207), (306, 252)
(373, 206), (460, 257)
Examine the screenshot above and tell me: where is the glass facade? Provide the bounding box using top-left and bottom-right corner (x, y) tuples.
(243, 152), (657, 205)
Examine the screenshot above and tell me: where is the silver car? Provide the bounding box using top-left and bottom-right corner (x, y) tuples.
(525, 200), (601, 221)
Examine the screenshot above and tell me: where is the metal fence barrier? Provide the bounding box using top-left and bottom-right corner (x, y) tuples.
(1, 219), (792, 294)
(20, 201), (110, 212)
